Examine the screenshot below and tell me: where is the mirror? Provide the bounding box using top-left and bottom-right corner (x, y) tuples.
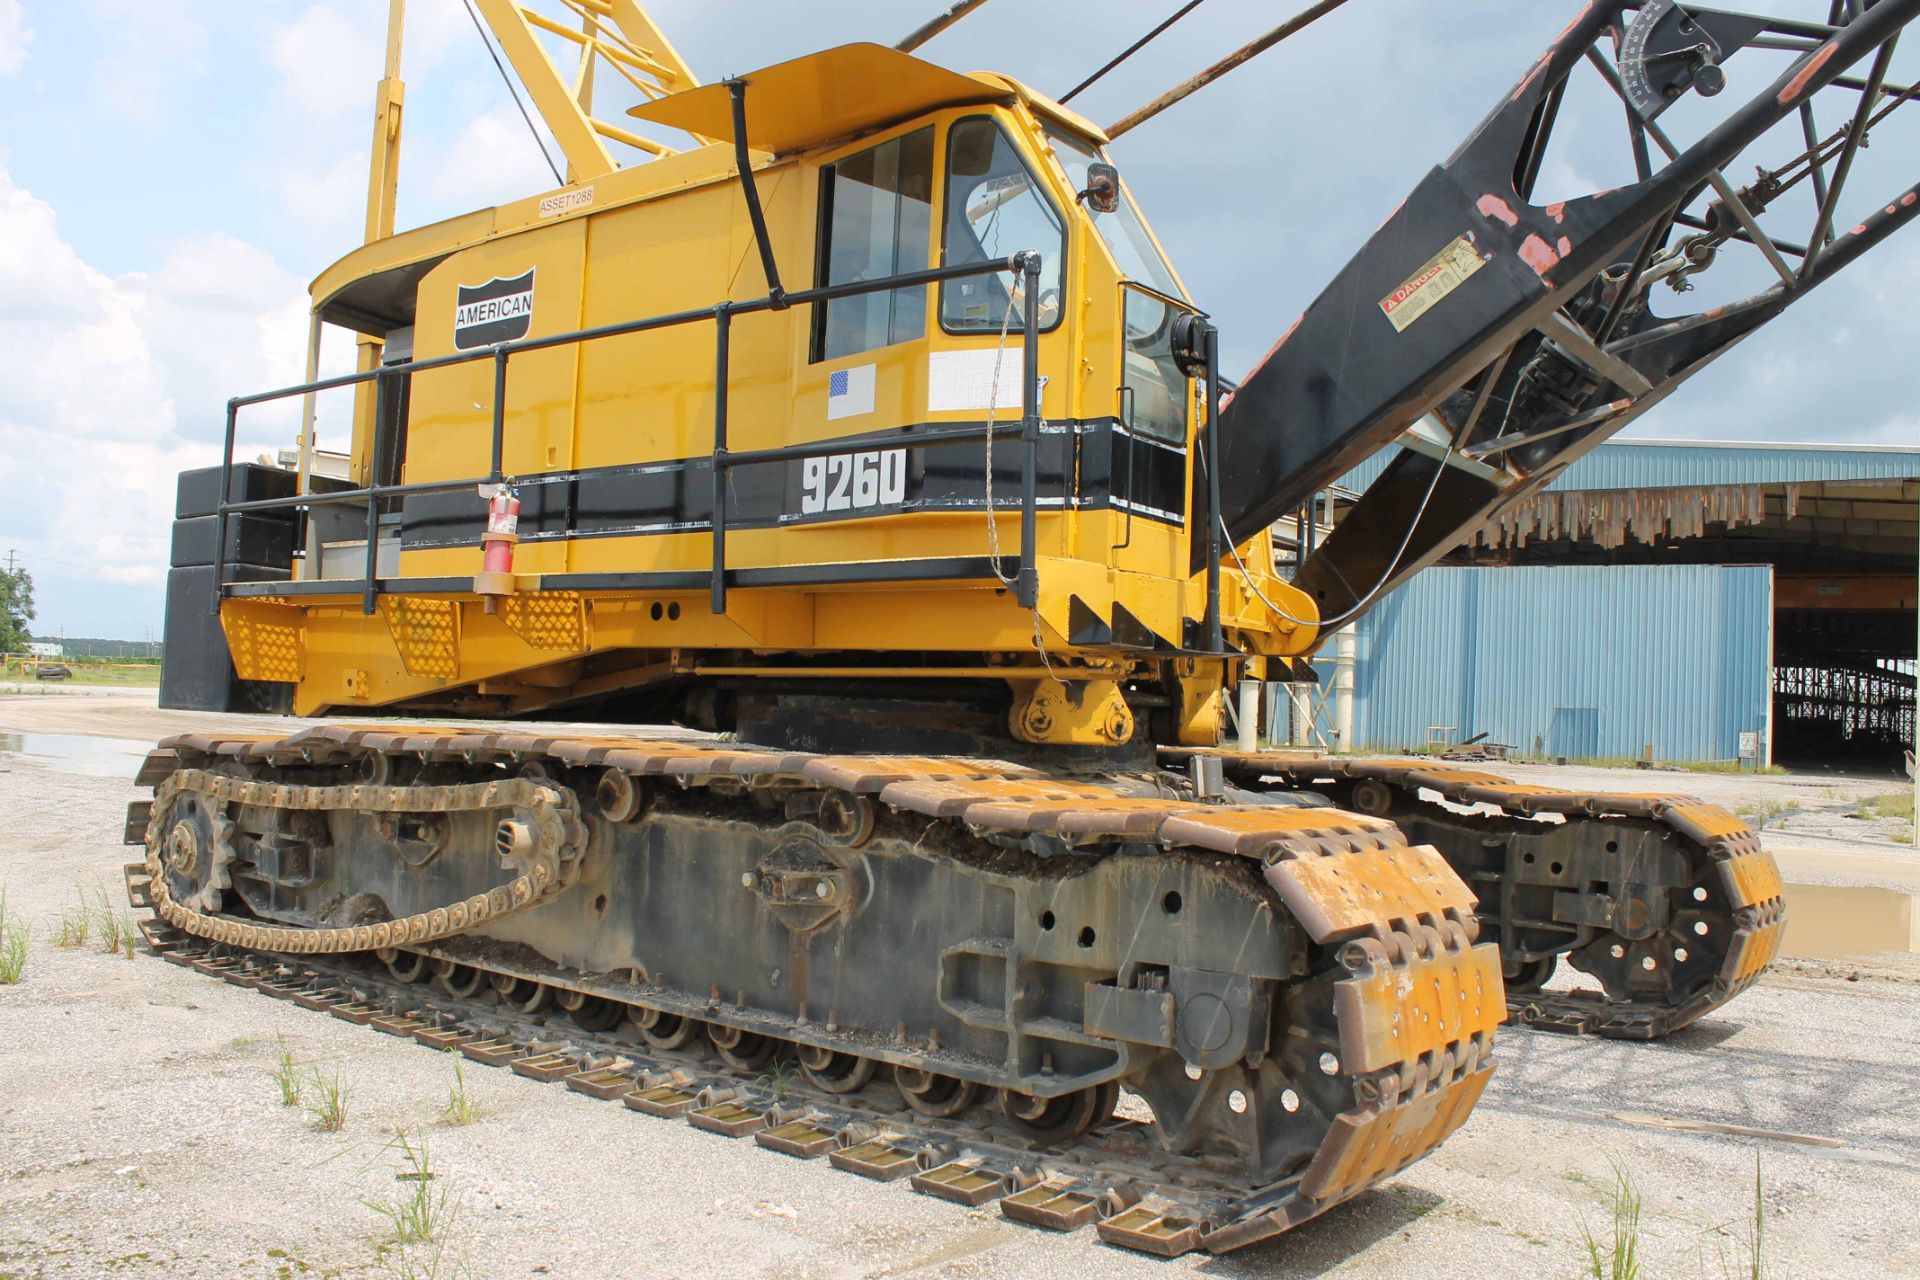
(1077, 162), (1120, 214)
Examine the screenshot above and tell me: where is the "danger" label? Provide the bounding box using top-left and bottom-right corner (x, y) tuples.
(1380, 235), (1490, 333)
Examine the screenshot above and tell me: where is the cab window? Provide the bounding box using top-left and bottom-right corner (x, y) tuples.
(813, 127), (935, 361)
(940, 118), (1064, 332)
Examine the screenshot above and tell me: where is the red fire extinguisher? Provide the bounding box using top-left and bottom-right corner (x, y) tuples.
(475, 482), (520, 602)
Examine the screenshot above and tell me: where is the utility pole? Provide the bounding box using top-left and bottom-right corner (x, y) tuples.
(3, 549), (18, 575)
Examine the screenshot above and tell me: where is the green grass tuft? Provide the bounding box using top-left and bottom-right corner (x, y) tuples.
(0, 888), (28, 984)
(51, 886), (93, 948)
(364, 1131), (456, 1245)
(1579, 1161), (1643, 1280)
(304, 1064), (351, 1132)
(440, 1052), (478, 1126)
(1851, 791), (1915, 824)
(269, 1035), (303, 1108)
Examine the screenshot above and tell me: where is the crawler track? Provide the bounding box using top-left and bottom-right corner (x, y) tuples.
(124, 726), (1505, 1257)
(1170, 751), (1788, 1039)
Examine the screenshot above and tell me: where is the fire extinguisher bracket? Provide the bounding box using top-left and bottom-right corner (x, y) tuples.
(475, 482), (522, 599)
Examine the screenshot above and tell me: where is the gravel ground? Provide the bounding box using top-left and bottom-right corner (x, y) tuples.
(2, 697), (1918, 1278)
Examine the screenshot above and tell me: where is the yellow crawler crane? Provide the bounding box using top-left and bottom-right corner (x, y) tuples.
(134, 0), (1916, 1256)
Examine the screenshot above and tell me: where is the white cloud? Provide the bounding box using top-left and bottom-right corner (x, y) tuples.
(0, 171), (170, 440)
(0, 168), (317, 617)
(271, 4), (380, 120)
(270, 2), (470, 120)
(0, 0), (31, 76)
(418, 106), (561, 213)
(270, 148), (366, 247)
(84, 0), (208, 121)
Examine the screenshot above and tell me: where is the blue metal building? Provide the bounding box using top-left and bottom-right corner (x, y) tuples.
(1333, 563), (1772, 760)
(1298, 440), (1918, 765)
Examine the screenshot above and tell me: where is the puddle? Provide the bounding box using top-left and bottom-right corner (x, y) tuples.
(1782, 882), (1920, 958)
(0, 733), (151, 779)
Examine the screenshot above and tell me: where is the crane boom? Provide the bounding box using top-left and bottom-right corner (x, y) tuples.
(1211, 0), (1920, 624)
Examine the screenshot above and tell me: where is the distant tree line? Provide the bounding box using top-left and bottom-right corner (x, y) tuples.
(0, 561), (161, 660)
(34, 636), (165, 661)
(0, 562), (31, 653)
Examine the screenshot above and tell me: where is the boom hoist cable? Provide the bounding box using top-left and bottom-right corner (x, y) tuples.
(895, 0), (995, 54)
(460, 0), (566, 187)
(1058, 0), (1210, 104)
(1105, 0), (1358, 139)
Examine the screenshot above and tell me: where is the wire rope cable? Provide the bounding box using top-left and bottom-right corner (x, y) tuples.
(1059, 0), (1210, 103)
(461, 0), (567, 188)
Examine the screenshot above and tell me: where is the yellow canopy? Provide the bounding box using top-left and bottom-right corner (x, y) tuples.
(628, 43), (1011, 155)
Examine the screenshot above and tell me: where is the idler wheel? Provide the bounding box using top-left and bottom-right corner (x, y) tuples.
(433, 960), (487, 999)
(797, 1044), (876, 1094)
(557, 990), (623, 1032)
(894, 1066), (980, 1118)
(383, 949), (430, 984)
(708, 1024), (777, 1071)
(490, 973), (552, 1014)
(629, 1006), (700, 1051)
(1506, 955), (1558, 993)
(1348, 778), (1394, 817)
(999, 1081), (1118, 1143)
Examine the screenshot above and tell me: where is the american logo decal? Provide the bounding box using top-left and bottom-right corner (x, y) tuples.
(453, 269), (536, 350)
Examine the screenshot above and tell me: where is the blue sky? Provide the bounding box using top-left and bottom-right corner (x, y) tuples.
(0, 0), (1915, 640)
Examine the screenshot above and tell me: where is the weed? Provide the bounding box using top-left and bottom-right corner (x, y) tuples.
(373, 1238), (467, 1280)
(51, 886), (93, 948)
(364, 1132), (456, 1245)
(753, 1057), (801, 1102)
(1578, 1161), (1643, 1280)
(93, 886), (137, 958)
(269, 1035), (303, 1108)
(1734, 800), (1798, 831)
(305, 1064), (351, 1131)
(1709, 1153), (1773, 1280)
(0, 889), (27, 984)
(440, 1052), (478, 1126)
(1851, 791), (1916, 824)
(0, 924), (25, 984)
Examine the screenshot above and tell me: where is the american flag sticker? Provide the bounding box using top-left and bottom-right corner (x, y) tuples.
(826, 363), (877, 420)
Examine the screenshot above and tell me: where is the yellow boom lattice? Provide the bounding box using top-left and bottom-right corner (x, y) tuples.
(470, 0), (706, 180)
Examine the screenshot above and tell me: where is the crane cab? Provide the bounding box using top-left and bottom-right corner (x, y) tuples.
(214, 44), (1312, 743)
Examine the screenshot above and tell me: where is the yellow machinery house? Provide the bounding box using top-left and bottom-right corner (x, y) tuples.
(216, 43), (1310, 746)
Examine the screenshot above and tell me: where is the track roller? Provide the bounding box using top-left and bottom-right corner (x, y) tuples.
(797, 1045), (877, 1094)
(709, 1024), (778, 1071)
(895, 1066), (980, 1118)
(1000, 1082), (1118, 1143)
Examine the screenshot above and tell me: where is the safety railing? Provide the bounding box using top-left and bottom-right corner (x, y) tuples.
(211, 252), (1048, 618)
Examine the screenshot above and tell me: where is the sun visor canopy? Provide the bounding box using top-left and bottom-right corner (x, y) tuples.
(628, 43), (1011, 156)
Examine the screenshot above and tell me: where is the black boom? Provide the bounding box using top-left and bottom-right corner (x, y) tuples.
(1209, 0), (1920, 625)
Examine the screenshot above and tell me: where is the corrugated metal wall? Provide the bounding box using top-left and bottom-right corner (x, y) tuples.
(1339, 440), (1920, 494)
(1317, 564), (1774, 762)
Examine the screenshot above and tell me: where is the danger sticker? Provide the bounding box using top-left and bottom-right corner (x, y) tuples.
(1380, 235), (1490, 333)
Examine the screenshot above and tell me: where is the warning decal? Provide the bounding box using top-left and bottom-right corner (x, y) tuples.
(1379, 235), (1490, 333)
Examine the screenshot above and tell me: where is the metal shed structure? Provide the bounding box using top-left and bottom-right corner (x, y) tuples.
(1305, 439), (1918, 767)
(1326, 563), (1772, 762)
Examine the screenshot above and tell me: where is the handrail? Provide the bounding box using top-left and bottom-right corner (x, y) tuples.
(211, 252), (1045, 619)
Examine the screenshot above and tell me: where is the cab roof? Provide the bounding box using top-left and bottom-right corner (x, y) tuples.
(627, 42), (1108, 156)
